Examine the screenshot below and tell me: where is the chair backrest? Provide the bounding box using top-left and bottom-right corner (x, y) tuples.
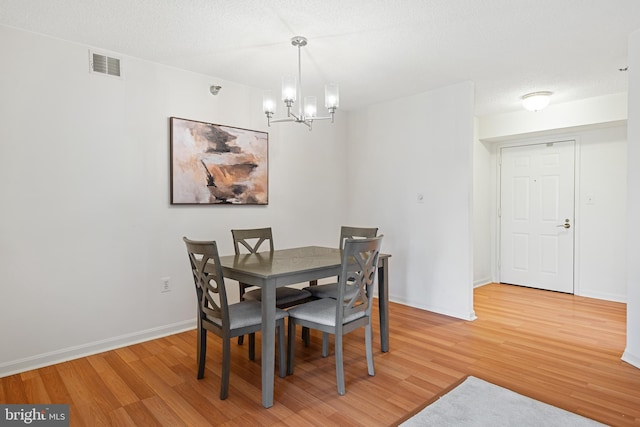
(339, 226), (378, 250)
(183, 237), (229, 332)
(337, 235), (383, 322)
(231, 227), (274, 255)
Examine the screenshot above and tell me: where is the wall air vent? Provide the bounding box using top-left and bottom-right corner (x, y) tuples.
(89, 51), (122, 77)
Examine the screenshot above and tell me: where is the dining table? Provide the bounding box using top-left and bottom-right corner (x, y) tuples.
(218, 245), (391, 408)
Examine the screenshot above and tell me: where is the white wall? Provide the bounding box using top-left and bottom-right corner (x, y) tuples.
(577, 127), (627, 301)
(0, 26), (349, 376)
(473, 119), (493, 287)
(623, 28), (640, 369)
(347, 82), (476, 321)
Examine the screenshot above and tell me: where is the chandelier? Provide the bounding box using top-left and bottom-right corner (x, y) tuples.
(262, 36), (339, 130)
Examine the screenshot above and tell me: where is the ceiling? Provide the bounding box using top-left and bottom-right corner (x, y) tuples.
(1, 0), (639, 116)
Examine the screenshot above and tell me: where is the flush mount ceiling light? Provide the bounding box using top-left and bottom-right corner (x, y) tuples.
(263, 36), (339, 130)
(522, 91), (552, 112)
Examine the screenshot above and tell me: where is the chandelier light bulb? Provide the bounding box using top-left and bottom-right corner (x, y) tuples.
(304, 96), (317, 118)
(325, 84), (339, 109)
(263, 91), (276, 114)
(282, 76), (297, 103)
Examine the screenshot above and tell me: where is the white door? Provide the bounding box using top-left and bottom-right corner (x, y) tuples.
(499, 141), (575, 293)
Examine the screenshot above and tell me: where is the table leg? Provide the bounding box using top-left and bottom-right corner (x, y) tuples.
(261, 283), (276, 408)
(378, 257), (389, 352)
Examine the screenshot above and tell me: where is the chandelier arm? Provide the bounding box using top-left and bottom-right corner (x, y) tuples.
(288, 110), (302, 121)
(270, 117), (297, 124)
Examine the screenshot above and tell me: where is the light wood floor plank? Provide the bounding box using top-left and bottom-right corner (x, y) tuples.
(140, 395), (187, 427)
(21, 374), (51, 404)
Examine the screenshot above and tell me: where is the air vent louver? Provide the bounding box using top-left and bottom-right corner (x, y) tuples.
(90, 51), (121, 77)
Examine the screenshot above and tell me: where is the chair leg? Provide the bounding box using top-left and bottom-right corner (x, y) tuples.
(287, 319), (296, 375)
(335, 333), (345, 395)
(248, 333), (256, 361)
(322, 332), (330, 357)
(365, 323), (375, 376)
(277, 319), (286, 378)
(220, 337), (231, 400)
(197, 324), (207, 379)
(237, 284), (247, 346)
(302, 326), (310, 347)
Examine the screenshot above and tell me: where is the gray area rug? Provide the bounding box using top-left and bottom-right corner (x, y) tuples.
(400, 376), (604, 426)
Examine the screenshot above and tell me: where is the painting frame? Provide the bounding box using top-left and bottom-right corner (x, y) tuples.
(169, 117), (269, 205)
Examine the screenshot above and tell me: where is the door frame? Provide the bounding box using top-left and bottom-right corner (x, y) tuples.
(494, 135), (582, 294)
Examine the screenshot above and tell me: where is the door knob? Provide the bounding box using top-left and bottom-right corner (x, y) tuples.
(556, 219), (571, 229)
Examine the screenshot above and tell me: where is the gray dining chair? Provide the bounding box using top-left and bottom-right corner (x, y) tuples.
(304, 226), (379, 299)
(232, 227), (313, 306)
(287, 235), (383, 395)
(183, 237), (288, 400)
(232, 227), (313, 345)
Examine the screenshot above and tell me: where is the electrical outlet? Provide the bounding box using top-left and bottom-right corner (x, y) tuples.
(160, 276), (171, 293)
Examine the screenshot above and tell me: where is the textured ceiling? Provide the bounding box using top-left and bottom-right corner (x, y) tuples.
(1, 0), (639, 116)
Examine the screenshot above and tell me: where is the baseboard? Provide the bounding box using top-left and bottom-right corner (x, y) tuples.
(0, 319), (196, 378)
(576, 289), (627, 303)
(622, 349), (640, 370)
(473, 279), (493, 288)
(391, 296), (476, 321)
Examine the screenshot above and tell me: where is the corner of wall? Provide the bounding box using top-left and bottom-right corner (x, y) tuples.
(622, 349), (640, 370)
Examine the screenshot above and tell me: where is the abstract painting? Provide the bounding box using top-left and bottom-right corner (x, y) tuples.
(170, 117), (268, 205)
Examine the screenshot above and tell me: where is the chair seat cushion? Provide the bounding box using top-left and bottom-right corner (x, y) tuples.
(210, 301), (288, 330)
(287, 298), (365, 327)
(243, 286), (312, 306)
(304, 282), (359, 300)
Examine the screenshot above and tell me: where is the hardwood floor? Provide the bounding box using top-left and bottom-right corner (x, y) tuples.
(2, 283), (639, 426)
